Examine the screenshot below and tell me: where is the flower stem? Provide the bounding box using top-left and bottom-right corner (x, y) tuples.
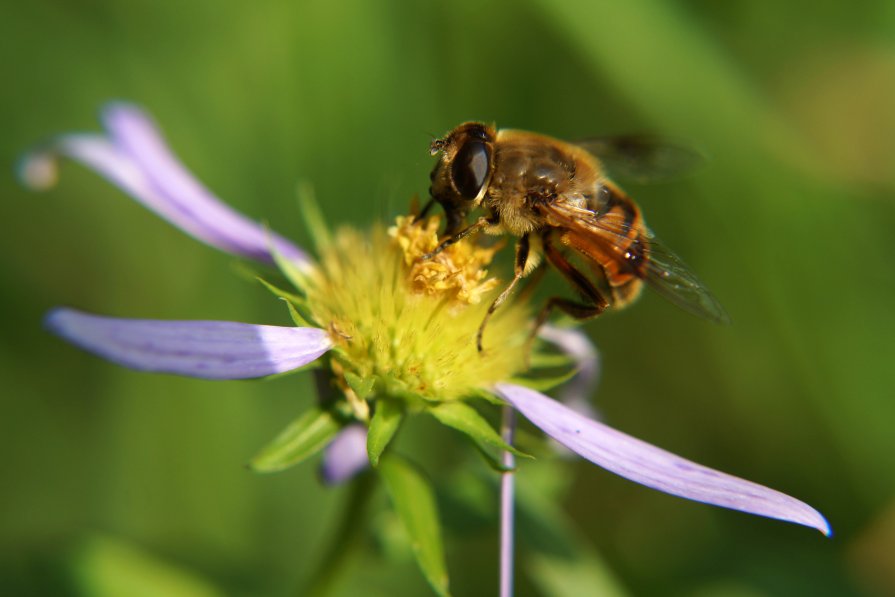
(500, 405), (516, 597)
(302, 471), (375, 596)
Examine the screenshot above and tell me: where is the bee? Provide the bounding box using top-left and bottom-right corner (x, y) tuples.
(418, 122), (729, 351)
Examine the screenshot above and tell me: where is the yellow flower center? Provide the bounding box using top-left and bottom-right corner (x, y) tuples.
(301, 216), (530, 403)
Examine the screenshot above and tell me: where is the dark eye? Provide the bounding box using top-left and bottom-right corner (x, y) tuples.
(451, 140), (490, 199)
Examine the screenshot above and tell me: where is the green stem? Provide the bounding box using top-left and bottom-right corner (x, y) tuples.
(301, 472), (376, 596)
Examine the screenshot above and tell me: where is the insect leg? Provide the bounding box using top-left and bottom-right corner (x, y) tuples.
(516, 253), (547, 304)
(421, 215), (496, 260)
(529, 233), (610, 346)
(477, 234), (531, 352)
(415, 197), (436, 221)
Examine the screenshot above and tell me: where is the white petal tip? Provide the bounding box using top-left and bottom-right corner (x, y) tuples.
(816, 515), (833, 537)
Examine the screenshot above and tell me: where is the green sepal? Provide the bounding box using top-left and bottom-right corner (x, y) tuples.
(258, 360), (322, 382)
(378, 455), (451, 597)
(256, 276), (316, 327)
(256, 275), (306, 306)
(367, 399), (404, 467)
(389, 386), (429, 405)
(229, 260), (269, 285)
(506, 367), (579, 392)
(296, 181), (332, 250)
(527, 351), (575, 369)
(428, 402), (532, 460)
(265, 224), (312, 293)
(286, 300), (316, 328)
(344, 371), (375, 400)
(467, 388), (504, 405)
(249, 407), (342, 473)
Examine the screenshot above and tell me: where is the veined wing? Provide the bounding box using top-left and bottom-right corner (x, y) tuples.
(575, 135), (705, 184)
(543, 200), (730, 324)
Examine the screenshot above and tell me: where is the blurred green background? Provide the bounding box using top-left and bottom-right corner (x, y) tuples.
(3, 0), (895, 595)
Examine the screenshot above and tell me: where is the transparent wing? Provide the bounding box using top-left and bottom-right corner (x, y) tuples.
(575, 135), (706, 184)
(544, 200), (729, 324)
(640, 236), (730, 324)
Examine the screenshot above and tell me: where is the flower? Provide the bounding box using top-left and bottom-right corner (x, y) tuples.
(22, 103), (830, 588)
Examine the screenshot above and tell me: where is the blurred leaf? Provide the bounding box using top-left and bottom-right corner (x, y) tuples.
(368, 399), (404, 467)
(71, 535), (223, 597)
(428, 401), (532, 460)
(527, 551), (630, 597)
(249, 407), (341, 473)
(528, 351), (575, 369)
(506, 367), (578, 392)
(516, 461), (630, 597)
(435, 468), (497, 535)
(296, 181), (331, 250)
(301, 473), (376, 597)
(379, 454), (451, 597)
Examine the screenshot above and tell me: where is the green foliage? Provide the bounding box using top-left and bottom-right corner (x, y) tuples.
(344, 371), (375, 400)
(428, 401), (532, 471)
(506, 367), (579, 393)
(515, 462), (630, 597)
(249, 408), (341, 473)
(70, 535), (224, 597)
(367, 398), (404, 467)
(379, 455), (451, 597)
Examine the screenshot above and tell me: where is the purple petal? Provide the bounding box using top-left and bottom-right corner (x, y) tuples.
(495, 383), (831, 535)
(538, 324), (601, 416)
(20, 103), (310, 267)
(320, 424), (370, 485)
(46, 308), (331, 380)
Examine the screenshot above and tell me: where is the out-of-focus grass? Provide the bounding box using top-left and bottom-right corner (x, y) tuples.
(2, 0), (894, 595)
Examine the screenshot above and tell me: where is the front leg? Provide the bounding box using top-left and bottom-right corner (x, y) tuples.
(421, 214), (498, 261)
(414, 196), (465, 235)
(477, 234), (535, 352)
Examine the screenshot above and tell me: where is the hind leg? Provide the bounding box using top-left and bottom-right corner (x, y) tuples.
(529, 233), (610, 347)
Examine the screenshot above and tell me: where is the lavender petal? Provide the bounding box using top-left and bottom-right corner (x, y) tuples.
(495, 383), (831, 535)
(46, 308), (331, 380)
(538, 324), (601, 417)
(320, 424), (370, 485)
(20, 104), (310, 267)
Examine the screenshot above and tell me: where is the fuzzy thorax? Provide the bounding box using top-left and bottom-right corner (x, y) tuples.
(301, 216), (531, 403)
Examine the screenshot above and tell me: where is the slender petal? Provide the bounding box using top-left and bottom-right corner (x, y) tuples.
(46, 308), (332, 380)
(19, 104), (310, 267)
(538, 324), (601, 415)
(320, 424), (370, 485)
(495, 383), (831, 535)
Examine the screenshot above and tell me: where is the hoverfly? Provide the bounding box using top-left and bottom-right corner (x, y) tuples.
(418, 122), (729, 351)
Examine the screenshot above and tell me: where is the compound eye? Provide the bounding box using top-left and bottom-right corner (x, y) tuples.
(451, 140), (490, 199)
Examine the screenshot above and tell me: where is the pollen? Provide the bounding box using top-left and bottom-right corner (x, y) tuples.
(299, 216), (531, 403)
(389, 215), (502, 307)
